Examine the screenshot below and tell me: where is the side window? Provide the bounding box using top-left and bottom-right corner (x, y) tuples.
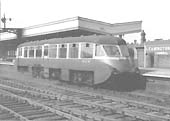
(95, 44), (105, 56)
(24, 47), (28, 58)
(18, 47), (23, 57)
(49, 45), (57, 58)
(69, 43), (78, 58)
(16, 48), (19, 58)
(81, 43), (93, 58)
(29, 47), (34, 58)
(44, 45), (48, 57)
(36, 46), (42, 58)
(59, 44), (67, 58)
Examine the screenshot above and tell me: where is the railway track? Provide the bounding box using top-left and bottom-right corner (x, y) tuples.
(0, 87), (84, 121)
(0, 80), (170, 121)
(57, 82), (170, 106)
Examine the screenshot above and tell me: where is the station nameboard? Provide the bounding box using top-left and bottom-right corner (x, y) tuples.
(146, 46), (170, 54)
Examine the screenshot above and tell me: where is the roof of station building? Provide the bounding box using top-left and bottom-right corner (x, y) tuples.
(1, 16), (142, 41)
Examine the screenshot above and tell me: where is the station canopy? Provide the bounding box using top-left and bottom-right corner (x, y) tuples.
(0, 16), (142, 41)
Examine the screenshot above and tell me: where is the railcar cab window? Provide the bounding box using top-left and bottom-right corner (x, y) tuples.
(119, 45), (129, 57)
(95, 44), (105, 56)
(24, 47), (28, 58)
(69, 43), (79, 58)
(44, 45), (48, 57)
(36, 46), (42, 58)
(103, 45), (120, 57)
(49, 45), (57, 58)
(81, 43), (93, 58)
(59, 44), (67, 58)
(29, 47), (34, 58)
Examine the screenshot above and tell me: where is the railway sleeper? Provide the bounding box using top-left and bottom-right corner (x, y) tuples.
(34, 116), (67, 121)
(21, 110), (51, 117)
(8, 106), (36, 113)
(0, 114), (16, 120)
(0, 110), (9, 115)
(2, 103), (29, 108)
(0, 101), (19, 106)
(18, 108), (44, 115)
(27, 113), (57, 120)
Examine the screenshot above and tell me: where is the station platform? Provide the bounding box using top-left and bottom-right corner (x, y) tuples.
(140, 67), (170, 78)
(0, 61), (14, 66)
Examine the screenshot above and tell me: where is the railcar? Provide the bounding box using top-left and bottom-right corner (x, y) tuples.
(15, 35), (146, 91)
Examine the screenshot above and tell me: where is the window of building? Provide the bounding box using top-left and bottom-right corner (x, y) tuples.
(69, 43), (79, 58)
(81, 43), (93, 58)
(24, 47), (28, 58)
(95, 44), (105, 56)
(8, 50), (16, 57)
(59, 44), (67, 58)
(29, 47), (34, 58)
(36, 46), (42, 57)
(49, 45), (57, 58)
(44, 45), (48, 57)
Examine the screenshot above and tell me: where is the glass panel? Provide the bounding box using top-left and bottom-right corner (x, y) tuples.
(44, 46), (48, 57)
(19, 48), (22, 57)
(36, 46), (42, 57)
(119, 45), (129, 57)
(103, 45), (120, 57)
(24, 47), (28, 57)
(69, 43), (79, 58)
(81, 43), (93, 58)
(49, 45), (57, 58)
(95, 44), (105, 56)
(29, 47), (34, 57)
(59, 44), (67, 58)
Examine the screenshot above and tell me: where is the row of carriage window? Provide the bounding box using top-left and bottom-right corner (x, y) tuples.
(18, 43), (121, 59)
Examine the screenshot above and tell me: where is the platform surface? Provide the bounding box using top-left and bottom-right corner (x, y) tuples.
(140, 67), (170, 78)
(0, 61), (14, 66)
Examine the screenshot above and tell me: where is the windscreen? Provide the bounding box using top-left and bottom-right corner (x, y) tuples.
(119, 45), (129, 57)
(103, 45), (120, 57)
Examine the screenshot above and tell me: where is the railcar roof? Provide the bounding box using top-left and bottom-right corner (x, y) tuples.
(18, 35), (126, 47)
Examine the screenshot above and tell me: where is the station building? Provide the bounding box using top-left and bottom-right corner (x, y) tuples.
(0, 16), (142, 60)
(145, 39), (170, 68)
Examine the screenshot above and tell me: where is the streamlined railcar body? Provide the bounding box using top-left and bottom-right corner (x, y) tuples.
(16, 35), (146, 91)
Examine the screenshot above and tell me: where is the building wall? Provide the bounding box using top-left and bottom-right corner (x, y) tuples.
(145, 40), (170, 68)
(0, 40), (18, 59)
(136, 47), (144, 67)
(155, 55), (170, 68)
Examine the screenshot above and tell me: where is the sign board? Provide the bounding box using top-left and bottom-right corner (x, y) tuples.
(146, 46), (170, 54)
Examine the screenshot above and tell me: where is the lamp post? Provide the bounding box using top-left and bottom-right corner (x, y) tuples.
(1, 14), (11, 28)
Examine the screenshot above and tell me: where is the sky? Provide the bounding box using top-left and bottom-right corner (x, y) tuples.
(1, 0), (170, 43)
